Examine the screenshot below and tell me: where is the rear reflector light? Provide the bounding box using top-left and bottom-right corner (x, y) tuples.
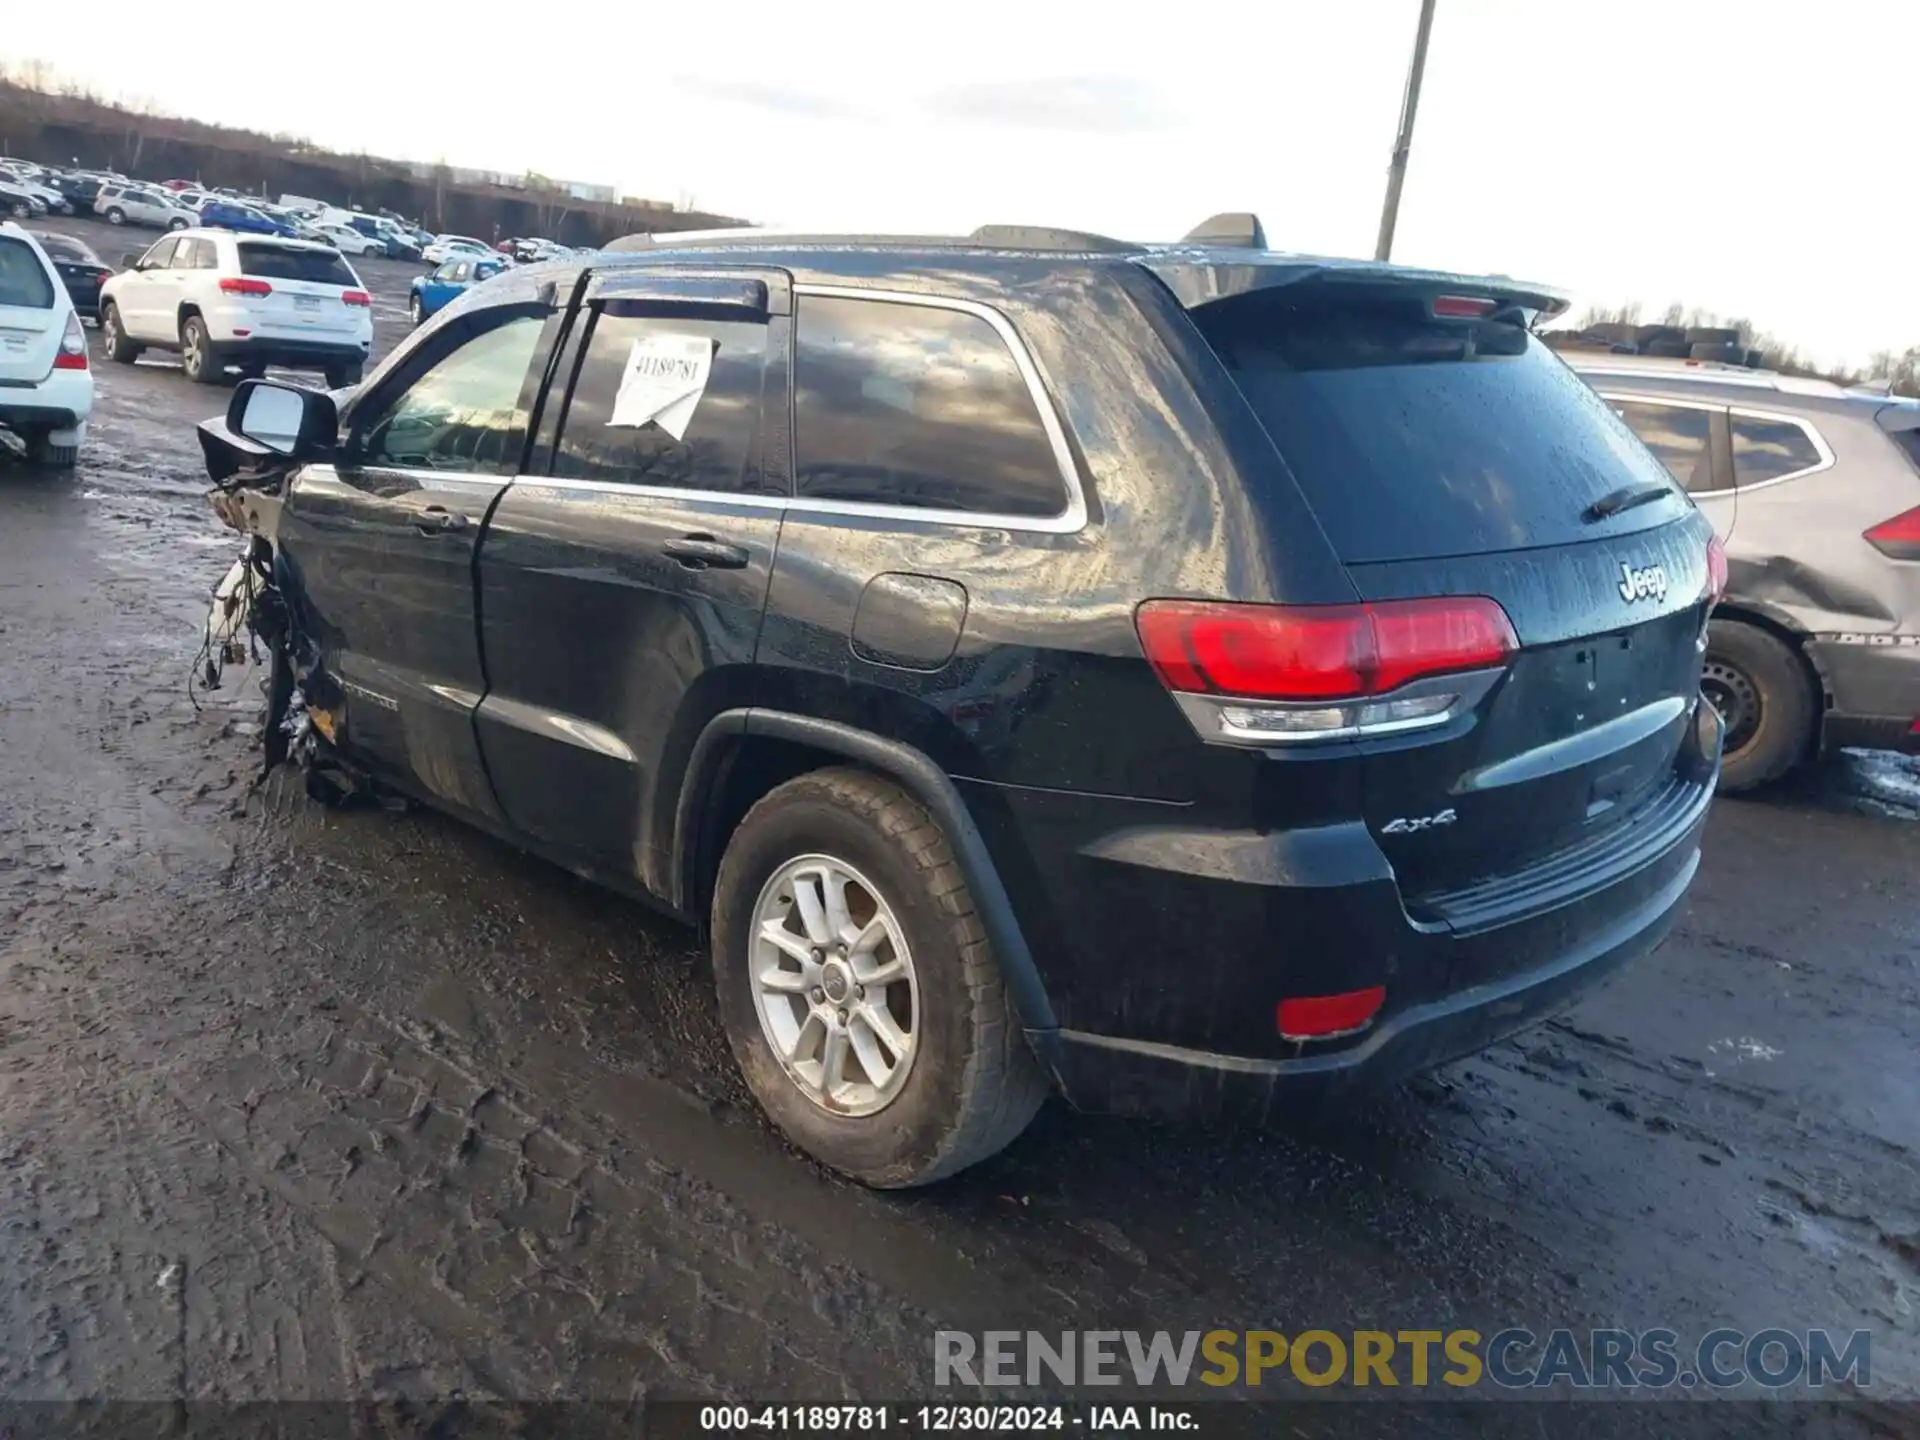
(1278, 986), (1386, 1040)
(52, 311), (87, 370)
(1864, 505), (1920, 561)
(1136, 597), (1515, 701)
(1705, 534), (1728, 605)
(1432, 294), (1497, 319)
(218, 277), (272, 296)
(341, 289), (371, 306)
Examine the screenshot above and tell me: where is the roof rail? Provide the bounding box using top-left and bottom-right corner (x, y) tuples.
(966, 224), (1140, 253)
(1179, 212), (1267, 249)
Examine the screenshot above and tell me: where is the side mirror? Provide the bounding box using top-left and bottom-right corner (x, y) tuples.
(229, 378), (337, 459)
(120, 252), (144, 270)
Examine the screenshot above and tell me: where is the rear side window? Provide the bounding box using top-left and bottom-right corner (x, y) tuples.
(237, 244), (356, 285)
(551, 307), (771, 495)
(1196, 293), (1688, 563)
(1613, 399), (1718, 493)
(0, 238), (54, 308)
(792, 294), (1068, 518)
(1731, 414), (1823, 486)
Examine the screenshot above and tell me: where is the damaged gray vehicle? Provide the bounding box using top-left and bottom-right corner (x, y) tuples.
(1566, 354), (1920, 790)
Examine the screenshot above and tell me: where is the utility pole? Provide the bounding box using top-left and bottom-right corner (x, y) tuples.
(1374, 0), (1437, 262)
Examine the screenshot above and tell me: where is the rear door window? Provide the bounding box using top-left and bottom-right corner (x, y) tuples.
(791, 294), (1068, 518)
(1195, 292), (1689, 563)
(1612, 399), (1719, 493)
(1731, 413), (1824, 486)
(0, 237), (54, 308)
(238, 244), (357, 284)
(550, 307), (773, 495)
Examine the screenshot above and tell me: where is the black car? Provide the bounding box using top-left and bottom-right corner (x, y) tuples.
(196, 216), (1724, 1187)
(30, 230), (110, 319)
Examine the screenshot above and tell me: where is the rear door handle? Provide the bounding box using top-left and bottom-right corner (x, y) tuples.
(414, 505), (469, 535)
(663, 535), (750, 570)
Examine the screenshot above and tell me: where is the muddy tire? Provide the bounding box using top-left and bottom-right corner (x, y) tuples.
(711, 767), (1047, 1188)
(24, 434), (78, 468)
(180, 316), (218, 385)
(1703, 620), (1817, 793)
(101, 303), (141, 364)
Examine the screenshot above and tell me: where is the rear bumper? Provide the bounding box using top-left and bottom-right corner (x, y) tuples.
(1810, 636), (1920, 753)
(0, 371), (94, 433)
(995, 706), (1721, 1123)
(209, 337), (368, 368)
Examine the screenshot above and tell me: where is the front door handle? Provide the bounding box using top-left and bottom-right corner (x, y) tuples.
(663, 535), (750, 570)
(414, 505), (469, 535)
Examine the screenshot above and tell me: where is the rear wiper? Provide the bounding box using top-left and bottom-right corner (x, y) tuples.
(1583, 483), (1672, 523)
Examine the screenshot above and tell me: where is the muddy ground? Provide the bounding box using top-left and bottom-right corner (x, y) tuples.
(1, 219), (1916, 1432)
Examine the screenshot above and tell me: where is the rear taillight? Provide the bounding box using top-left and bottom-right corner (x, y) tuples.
(52, 311), (87, 371)
(1864, 505), (1920, 562)
(1135, 597), (1515, 745)
(218, 276), (272, 296)
(341, 289), (371, 306)
(1278, 986), (1386, 1041)
(1705, 534), (1728, 605)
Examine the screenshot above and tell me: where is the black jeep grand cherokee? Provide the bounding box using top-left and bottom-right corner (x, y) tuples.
(199, 215), (1724, 1187)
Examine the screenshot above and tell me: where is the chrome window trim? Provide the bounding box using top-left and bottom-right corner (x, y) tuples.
(786, 283), (1089, 534)
(1601, 392), (1832, 498)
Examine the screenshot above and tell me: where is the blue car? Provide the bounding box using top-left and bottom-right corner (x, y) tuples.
(200, 200), (296, 237)
(408, 254), (507, 325)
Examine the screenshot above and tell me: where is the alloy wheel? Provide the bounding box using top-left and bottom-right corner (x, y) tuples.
(748, 853), (919, 1117)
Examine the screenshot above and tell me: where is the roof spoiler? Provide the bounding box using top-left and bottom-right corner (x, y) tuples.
(1180, 212), (1267, 249)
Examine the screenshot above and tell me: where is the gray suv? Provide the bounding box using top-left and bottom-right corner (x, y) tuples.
(1568, 353), (1920, 790)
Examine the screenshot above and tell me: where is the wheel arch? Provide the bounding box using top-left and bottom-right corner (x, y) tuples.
(673, 708), (1059, 1041)
(1710, 600), (1832, 707)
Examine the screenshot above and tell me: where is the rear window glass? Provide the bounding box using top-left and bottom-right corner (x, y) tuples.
(0, 238), (53, 308)
(1196, 294), (1689, 563)
(238, 244), (356, 285)
(33, 233), (97, 264)
(1731, 414), (1823, 486)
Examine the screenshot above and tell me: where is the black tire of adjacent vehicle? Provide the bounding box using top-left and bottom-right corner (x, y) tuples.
(101, 304), (140, 363)
(710, 767), (1048, 1188)
(408, 293), (422, 326)
(180, 316), (218, 384)
(325, 362), (363, 388)
(1708, 620), (1818, 793)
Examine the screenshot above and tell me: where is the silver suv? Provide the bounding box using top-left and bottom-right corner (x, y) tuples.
(1568, 353), (1920, 790)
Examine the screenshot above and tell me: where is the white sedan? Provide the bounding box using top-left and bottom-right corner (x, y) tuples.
(422, 234), (494, 265)
(0, 222), (93, 467)
(314, 223), (382, 257)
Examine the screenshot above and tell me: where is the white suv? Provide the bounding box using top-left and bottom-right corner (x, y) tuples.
(0, 223), (92, 467)
(94, 184), (197, 230)
(98, 230), (373, 387)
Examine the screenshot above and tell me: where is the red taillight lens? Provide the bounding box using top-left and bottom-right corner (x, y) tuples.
(52, 311), (87, 370)
(1135, 597), (1516, 702)
(1864, 505), (1920, 562)
(1432, 294), (1497, 319)
(1705, 535), (1728, 605)
(1278, 986), (1386, 1040)
(341, 289), (371, 306)
(218, 276), (272, 296)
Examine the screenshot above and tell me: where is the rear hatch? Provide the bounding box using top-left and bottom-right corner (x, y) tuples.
(236, 242), (366, 338)
(0, 232), (60, 384)
(1180, 271), (1714, 904)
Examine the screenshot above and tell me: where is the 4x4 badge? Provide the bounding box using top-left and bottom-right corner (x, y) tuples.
(1618, 561), (1668, 603)
(1382, 809), (1456, 834)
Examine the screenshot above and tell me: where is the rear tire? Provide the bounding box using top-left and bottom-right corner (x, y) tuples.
(105, 207), (126, 225)
(168, 217), (189, 231)
(408, 292), (423, 326)
(8, 200), (28, 220)
(100, 303), (141, 363)
(180, 316), (219, 385)
(711, 767), (1047, 1188)
(1703, 620), (1817, 793)
(324, 362), (363, 388)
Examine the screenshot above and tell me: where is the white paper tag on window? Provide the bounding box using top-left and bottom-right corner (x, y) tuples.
(608, 333), (713, 439)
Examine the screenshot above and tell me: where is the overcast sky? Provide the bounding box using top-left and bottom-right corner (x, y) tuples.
(11, 1), (1917, 367)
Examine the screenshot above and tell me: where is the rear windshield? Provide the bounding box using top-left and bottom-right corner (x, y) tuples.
(238, 243), (357, 285)
(0, 237), (54, 308)
(33, 233), (97, 264)
(1196, 292), (1690, 563)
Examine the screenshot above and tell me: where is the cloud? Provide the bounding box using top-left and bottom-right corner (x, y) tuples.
(671, 77), (869, 121)
(924, 76), (1174, 132)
